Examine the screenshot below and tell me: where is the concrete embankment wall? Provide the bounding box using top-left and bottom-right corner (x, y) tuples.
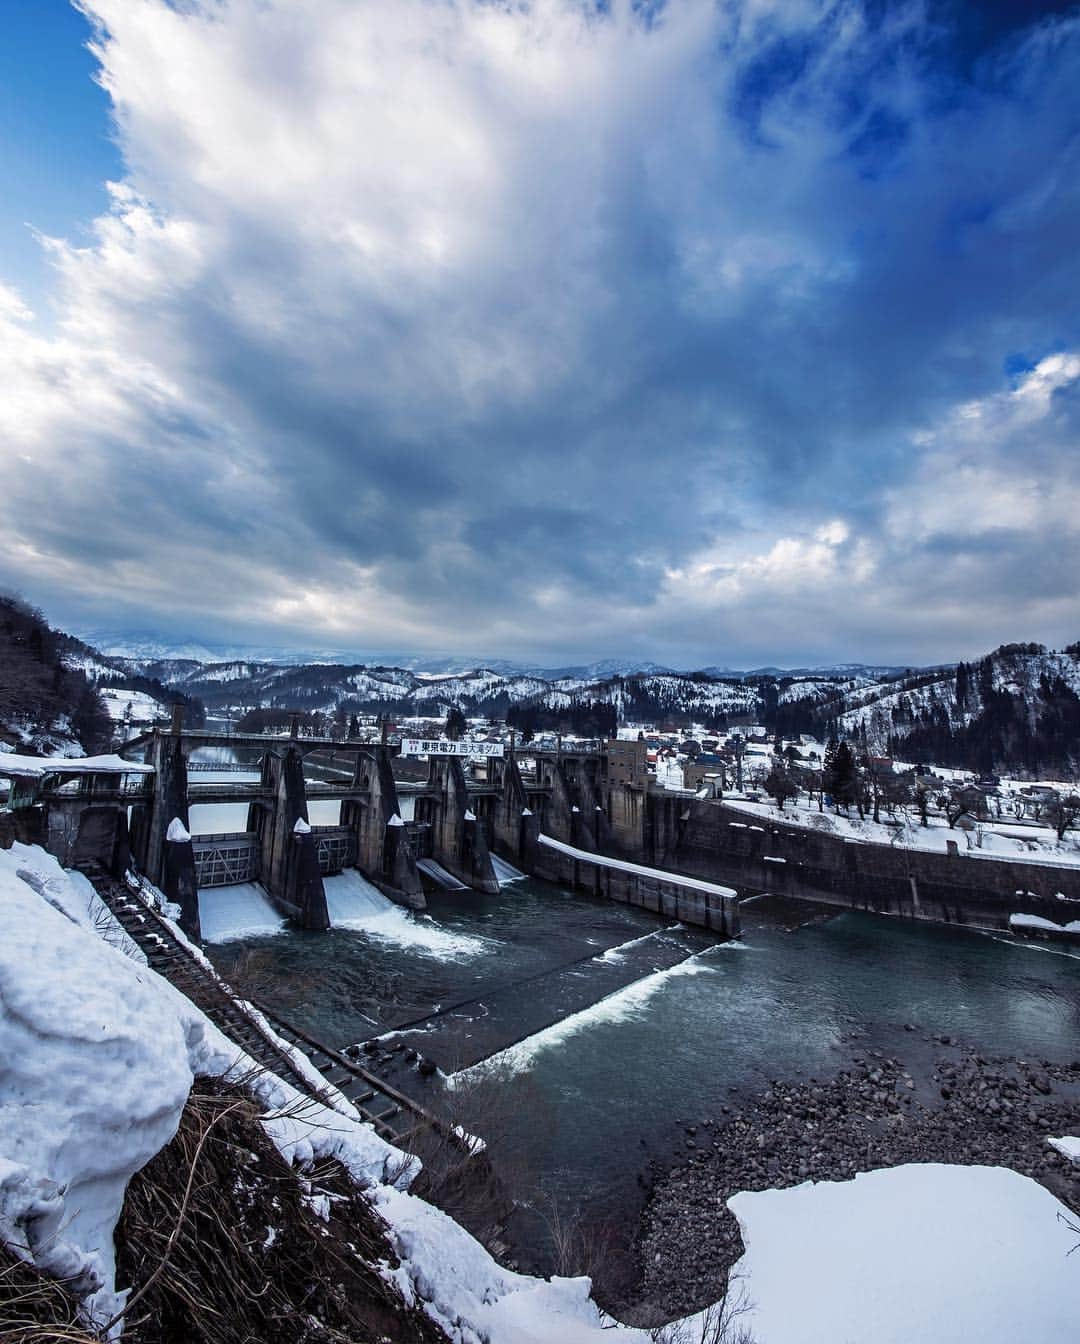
(647, 797), (1080, 931)
(532, 836), (739, 937)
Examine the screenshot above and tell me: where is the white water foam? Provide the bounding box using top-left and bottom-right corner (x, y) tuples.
(447, 945), (743, 1085)
(490, 855), (525, 884)
(988, 934), (1080, 963)
(199, 883), (287, 942)
(596, 928), (672, 963)
(324, 870), (492, 958)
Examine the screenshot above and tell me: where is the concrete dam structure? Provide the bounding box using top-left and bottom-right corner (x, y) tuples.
(9, 726), (1070, 944)
(1, 725), (741, 943)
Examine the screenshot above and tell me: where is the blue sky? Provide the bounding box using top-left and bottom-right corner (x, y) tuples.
(0, 4), (121, 315)
(1, 0), (1079, 669)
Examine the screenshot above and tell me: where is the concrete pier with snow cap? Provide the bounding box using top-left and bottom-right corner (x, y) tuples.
(536, 834), (740, 937)
(163, 816), (200, 940)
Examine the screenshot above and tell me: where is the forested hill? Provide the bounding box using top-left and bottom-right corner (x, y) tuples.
(0, 594), (114, 754)
(7, 603), (1080, 777)
(113, 640), (1080, 775)
(774, 644), (1080, 777)
(0, 596), (204, 756)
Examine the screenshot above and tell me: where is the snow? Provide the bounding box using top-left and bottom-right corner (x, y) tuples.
(722, 793), (1080, 869)
(714, 1164), (1080, 1344)
(387, 813), (405, 827)
(1048, 1136), (1080, 1164)
(0, 846), (209, 1327)
(293, 816), (311, 834)
(100, 687), (163, 724)
(166, 816), (191, 843)
(0, 752), (153, 778)
(1009, 912), (1080, 934)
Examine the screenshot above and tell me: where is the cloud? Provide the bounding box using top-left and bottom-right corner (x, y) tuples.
(0, 0), (1078, 665)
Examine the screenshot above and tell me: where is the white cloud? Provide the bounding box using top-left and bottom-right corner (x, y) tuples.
(885, 352), (1080, 544)
(0, 0), (1077, 664)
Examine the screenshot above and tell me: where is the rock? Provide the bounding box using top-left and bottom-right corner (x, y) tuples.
(417, 1057), (437, 1076)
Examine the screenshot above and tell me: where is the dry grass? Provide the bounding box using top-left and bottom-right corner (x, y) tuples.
(0, 1248), (99, 1344)
(112, 1077), (449, 1344)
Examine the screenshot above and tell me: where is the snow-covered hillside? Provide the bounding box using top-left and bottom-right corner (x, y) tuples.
(826, 646), (1080, 762)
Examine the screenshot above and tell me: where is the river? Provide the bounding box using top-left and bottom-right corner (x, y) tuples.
(202, 841), (1080, 1275)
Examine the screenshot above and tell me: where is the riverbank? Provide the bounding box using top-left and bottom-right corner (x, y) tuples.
(622, 1040), (1080, 1325)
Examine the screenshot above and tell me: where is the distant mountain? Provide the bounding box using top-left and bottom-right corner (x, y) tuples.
(76, 632), (921, 682)
(79, 631), (369, 668)
(538, 659), (680, 680)
(697, 662), (917, 681)
(24, 615), (1080, 774)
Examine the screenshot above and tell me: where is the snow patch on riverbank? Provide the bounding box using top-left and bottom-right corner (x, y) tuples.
(718, 1163), (1079, 1344)
(1048, 1135), (1080, 1164)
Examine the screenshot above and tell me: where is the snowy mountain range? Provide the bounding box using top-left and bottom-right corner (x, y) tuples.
(54, 626), (1080, 773)
(77, 631), (907, 682)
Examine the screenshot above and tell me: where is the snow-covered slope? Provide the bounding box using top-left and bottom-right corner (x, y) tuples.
(0, 844), (650, 1342)
(827, 647), (1080, 752)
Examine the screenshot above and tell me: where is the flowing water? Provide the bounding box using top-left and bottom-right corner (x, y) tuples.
(204, 865), (1080, 1269)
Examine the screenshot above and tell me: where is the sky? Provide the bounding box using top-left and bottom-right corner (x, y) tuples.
(1, 0), (1079, 670)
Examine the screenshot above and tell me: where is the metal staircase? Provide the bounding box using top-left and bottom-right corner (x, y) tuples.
(80, 862), (452, 1149)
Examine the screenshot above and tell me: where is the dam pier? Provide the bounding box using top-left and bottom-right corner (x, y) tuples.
(5, 718), (1079, 944)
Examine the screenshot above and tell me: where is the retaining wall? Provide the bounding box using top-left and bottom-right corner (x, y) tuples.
(646, 796), (1080, 931)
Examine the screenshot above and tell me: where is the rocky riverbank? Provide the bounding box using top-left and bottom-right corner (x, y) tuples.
(623, 1039), (1080, 1326)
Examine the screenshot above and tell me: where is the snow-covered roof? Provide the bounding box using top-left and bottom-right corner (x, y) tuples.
(0, 752), (154, 779)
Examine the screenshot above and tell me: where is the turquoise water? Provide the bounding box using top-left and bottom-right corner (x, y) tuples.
(205, 873), (1080, 1264)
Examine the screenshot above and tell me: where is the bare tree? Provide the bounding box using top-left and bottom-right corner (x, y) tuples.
(1044, 792), (1080, 841)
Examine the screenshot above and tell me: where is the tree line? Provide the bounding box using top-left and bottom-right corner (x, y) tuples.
(0, 593), (112, 753)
